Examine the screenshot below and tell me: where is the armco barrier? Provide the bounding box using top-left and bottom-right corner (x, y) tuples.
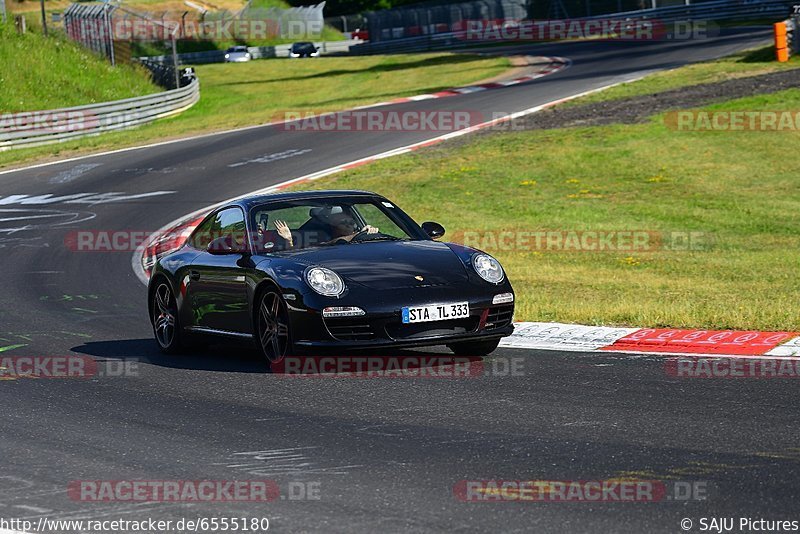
(0, 78), (199, 151)
(142, 40), (360, 64)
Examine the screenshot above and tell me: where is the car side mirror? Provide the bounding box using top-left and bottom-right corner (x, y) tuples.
(421, 221), (445, 240)
(207, 235), (243, 255)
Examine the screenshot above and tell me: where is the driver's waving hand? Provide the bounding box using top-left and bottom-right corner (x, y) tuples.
(274, 214), (378, 249)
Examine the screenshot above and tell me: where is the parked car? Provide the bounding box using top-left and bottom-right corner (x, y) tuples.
(224, 46), (251, 62)
(289, 42), (320, 58)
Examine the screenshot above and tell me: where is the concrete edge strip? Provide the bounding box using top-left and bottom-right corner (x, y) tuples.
(501, 321), (800, 359)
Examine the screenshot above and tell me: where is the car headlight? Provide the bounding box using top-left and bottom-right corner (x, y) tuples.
(305, 266), (345, 296)
(472, 253), (504, 284)
(225, 53), (230, 59)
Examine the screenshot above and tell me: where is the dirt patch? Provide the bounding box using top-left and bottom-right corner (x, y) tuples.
(492, 67), (800, 131)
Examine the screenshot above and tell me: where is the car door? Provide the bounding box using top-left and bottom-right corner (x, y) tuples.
(185, 207), (252, 334)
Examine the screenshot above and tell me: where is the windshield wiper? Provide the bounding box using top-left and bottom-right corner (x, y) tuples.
(359, 235), (402, 242)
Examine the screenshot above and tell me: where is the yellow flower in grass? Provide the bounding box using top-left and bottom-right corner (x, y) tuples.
(567, 190), (605, 199)
(519, 180), (537, 186)
(619, 256), (641, 267)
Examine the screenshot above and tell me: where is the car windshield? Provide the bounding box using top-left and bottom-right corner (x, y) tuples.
(228, 46), (247, 52)
(293, 43), (315, 52)
(250, 198), (420, 253)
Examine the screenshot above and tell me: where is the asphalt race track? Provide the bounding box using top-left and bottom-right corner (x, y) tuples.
(3, 28), (798, 533)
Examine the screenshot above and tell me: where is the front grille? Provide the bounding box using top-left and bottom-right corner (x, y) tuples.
(485, 306), (513, 329)
(385, 317), (480, 340)
(324, 317), (376, 341)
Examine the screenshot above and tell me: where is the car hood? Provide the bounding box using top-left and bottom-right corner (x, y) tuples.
(282, 240), (469, 290)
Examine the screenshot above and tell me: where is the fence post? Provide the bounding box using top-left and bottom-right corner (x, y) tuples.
(171, 28), (180, 89)
(14, 14), (26, 34)
(104, 1), (115, 66)
(39, 0), (48, 36)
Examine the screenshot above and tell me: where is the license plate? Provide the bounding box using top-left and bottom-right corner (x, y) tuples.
(401, 302), (469, 324)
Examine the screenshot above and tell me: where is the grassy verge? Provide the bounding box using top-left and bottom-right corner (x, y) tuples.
(289, 86), (800, 331)
(0, 22), (160, 111)
(0, 52), (510, 169)
(561, 46), (800, 107)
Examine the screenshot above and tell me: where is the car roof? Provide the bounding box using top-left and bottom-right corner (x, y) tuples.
(232, 190), (386, 210)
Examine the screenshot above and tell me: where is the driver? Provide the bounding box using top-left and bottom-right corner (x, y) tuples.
(274, 207), (378, 249)
(324, 212), (379, 243)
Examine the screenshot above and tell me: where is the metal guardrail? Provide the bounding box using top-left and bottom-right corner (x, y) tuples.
(349, 32), (463, 54)
(0, 77), (200, 151)
(142, 39), (360, 64)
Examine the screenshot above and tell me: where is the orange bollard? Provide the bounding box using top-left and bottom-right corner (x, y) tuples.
(775, 22), (789, 62)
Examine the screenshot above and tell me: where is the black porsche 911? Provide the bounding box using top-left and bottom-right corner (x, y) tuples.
(148, 190), (515, 363)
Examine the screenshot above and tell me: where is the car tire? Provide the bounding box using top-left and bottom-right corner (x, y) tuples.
(256, 288), (292, 364)
(447, 338), (501, 356)
(152, 280), (185, 354)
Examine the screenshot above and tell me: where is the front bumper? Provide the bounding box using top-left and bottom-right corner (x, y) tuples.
(287, 284), (515, 350)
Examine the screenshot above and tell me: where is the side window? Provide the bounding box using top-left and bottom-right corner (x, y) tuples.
(188, 214), (218, 251)
(188, 208), (246, 251)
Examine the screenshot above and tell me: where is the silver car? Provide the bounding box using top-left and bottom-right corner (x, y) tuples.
(224, 46), (251, 62)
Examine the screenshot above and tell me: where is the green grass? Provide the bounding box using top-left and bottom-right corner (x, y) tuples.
(0, 22), (160, 111)
(561, 46), (800, 107)
(0, 52), (510, 168)
(288, 87), (800, 331)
